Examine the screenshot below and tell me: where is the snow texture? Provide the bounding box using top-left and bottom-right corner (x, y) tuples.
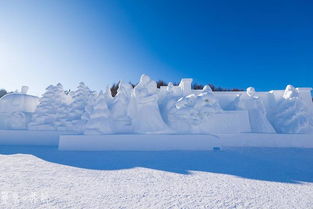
(59, 134), (220, 151)
(1, 146), (313, 209)
(59, 133), (313, 151)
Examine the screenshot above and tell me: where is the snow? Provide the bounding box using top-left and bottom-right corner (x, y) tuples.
(268, 85), (313, 134)
(28, 84), (69, 131)
(59, 134), (220, 151)
(84, 91), (112, 134)
(218, 133), (313, 148)
(0, 146), (313, 208)
(59, 133), (313, 151)
(130, 74), (170, 133)
(178, 78), (193, 95)
(0, 75), (312, 208)
(233, 87), (276, 133)
(111, 81), (133, 133)
(0, 93), (39, 113)
(0, 130), (60, 146)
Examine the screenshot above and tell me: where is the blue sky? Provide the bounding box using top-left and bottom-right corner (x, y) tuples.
(0, 0), (312, 95)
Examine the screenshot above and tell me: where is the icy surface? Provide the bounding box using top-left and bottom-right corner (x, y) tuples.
(0, 146), (313, 209)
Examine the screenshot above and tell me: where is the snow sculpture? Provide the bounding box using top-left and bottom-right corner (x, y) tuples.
(104, 85), (114, 108)
(81, 92), (97, 126)
(0, 92), (39, 114)
(269, 85), (313, 134)
(234, 87), (275, 133)
(195, 85), (223, 114)
(28, 83), (68, 131)
(84, 91), (112, 134)
(59, 82), (93, 132)
(168, 94), (199, 132)
(179, 78), (193, 95)
(167, 82), (174, 93)
(111, 81), (133, 133)
(129, 74), (170, 133)
(158, 82), (183, 125)
(21, 86), (29, 94)
(0, 87), (39, 130)
(168, 85), (223, 133)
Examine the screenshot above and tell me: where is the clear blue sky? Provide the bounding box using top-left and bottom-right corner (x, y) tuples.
(0, 0), (312, 95)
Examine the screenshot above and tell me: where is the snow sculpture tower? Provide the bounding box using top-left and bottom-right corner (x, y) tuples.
(179, 78), (192, 95)
(21, 86), (29, 94)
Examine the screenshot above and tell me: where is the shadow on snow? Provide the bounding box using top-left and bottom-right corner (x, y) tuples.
(1, 146), (313, 184)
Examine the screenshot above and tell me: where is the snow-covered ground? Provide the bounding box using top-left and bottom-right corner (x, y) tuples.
(1, 146), (313, 209)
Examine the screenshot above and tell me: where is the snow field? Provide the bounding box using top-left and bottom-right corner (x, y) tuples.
(0, 146), (313, 209)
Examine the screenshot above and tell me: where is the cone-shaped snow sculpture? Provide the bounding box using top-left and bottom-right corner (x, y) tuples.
(84, 91), (112, 134)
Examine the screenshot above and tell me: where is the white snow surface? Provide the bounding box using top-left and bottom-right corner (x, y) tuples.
(0, 146), (313, 209)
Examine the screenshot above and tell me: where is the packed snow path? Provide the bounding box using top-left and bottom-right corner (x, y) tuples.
(1, 146), (313, 209)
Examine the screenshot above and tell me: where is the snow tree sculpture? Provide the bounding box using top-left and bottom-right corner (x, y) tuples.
(104, 85), (114, 108)
(269, 85), (313, 133)
(28, 83), (68, 130)
(84, 91), (112, 134)
(61, 82), (94, 132)
(111, 81), (133, 133)
(81, 92), (97, 122)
